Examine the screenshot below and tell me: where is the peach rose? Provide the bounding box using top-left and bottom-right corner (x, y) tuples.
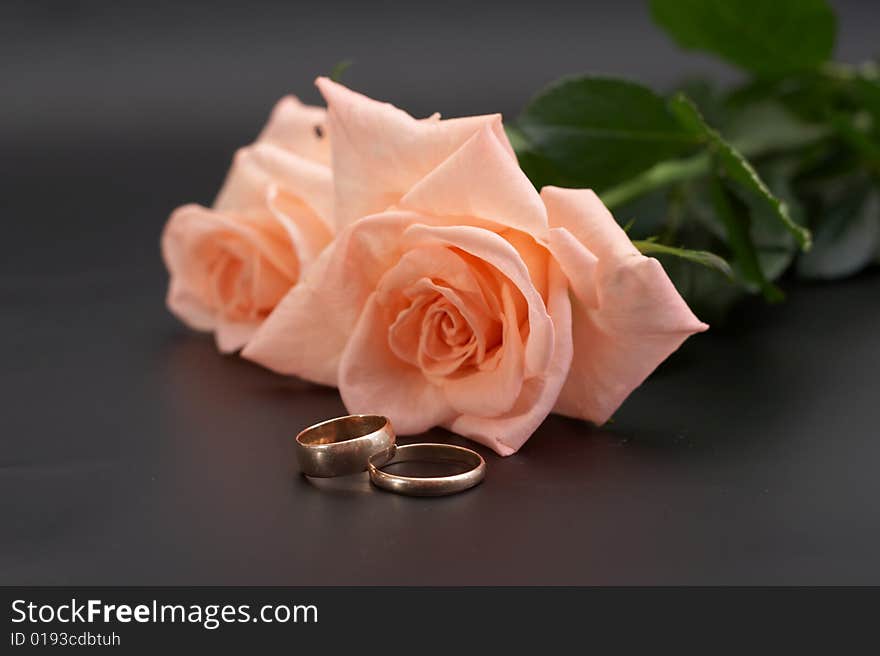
(243, 80), (707, 454)
(161, 96), (334, 352)
(313, 77), (515, 229)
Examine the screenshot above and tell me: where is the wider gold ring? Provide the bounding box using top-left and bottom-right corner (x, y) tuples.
(295, 415), (395, 478)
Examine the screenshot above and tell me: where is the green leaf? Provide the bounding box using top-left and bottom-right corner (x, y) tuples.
(632, 240), (734, 279)
(600, 153), (709, 210)
(825, 62), (880, 130)
(831, 113), (880, 169)
(650, 0), (836, 76)
(709, 179), (784, 302)
(724, 101), (830, 155)
(674, 78), (727, 128)
(600, 101), (829, 210)
(515, 76), (700, 192)
(797, 188), (880, 279)
(852, 75), (880, 128)
(646, 192), (746, 322)
(753, 162), (800, 281)
(669, 94), (812, 249)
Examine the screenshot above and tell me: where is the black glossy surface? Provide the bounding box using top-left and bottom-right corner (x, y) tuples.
(2, 0), (879, 585)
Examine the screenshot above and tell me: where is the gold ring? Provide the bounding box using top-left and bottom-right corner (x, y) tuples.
(295, 415), (395, 477)
(367, 443), (486, 496)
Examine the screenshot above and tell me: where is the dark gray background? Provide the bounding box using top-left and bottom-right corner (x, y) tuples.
(1, 0), (878, 585)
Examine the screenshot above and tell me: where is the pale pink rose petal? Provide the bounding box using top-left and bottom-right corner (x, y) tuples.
(398, 126), (548, 235)
(241, 211), (420, 383)
(540, 186), (708, 424)
(399, 223), (555, 378)
(376, 244), (492, 309)
(162, 204), (299, 353)
(214, 142), (334, 227)
(542, 186), (639, 261)
(165, 280), (215, 332)
(315, 76), (515, 227)
(439, 281), (525, 418)
(265, 185), (333, 269)
(387, 292), (440, 368)
(163, 204), (298, 287)
(379, 252), (523, 417)
(338, 294), (457, 434)
(503, 229), (551, 299)
(553, 257), (707, 423)
(447, 259), (573, 455)
(215, 319), (261, 354)
(162, 95), (335, 354)
(256, 95), (331, 166)
(416, 295), (488, 377)
(377, 262), (501, 378)
(547, 227), (599, 308)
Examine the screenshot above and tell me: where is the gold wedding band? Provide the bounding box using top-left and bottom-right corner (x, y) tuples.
(295, 415), (396, 477)
(368, 443), (486, 496)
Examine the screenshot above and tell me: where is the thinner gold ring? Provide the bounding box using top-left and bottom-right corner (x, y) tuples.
(367, 443), (486, 496)
(295, 415), (395, 477)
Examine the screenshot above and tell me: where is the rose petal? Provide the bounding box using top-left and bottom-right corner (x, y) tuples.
(547, 226), (599, 308)
(554, 256), (708, 423)
(165, 280), (216, 332)
(163, 204), (297, 289)
(214, 142), (334, 228)
(338, 295), (456, 434)
(315, 76), (515, 227)
(386, 276), (497, 378)
(447, 259), (573, 455)
(541, 186), (639, 261)
(440, 281), (525, 419)
(241, 211), (419, 383)
(541, 187), (708, 424)
(214, 319), (261, 354)
(398, 126), (548, 235)
(418, 305), (474, 375)
(399, 223), (554, 378)
(257, 95), (331, 165)
(387, 292), (437, 367)
(265, 185), (333, 269)
(375, 243), (490, 307)
(162, 204), (299, 350)
(378, 246), (499, 362)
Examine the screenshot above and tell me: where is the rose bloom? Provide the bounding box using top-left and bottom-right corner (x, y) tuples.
(161, 96), (334, 352)
(243, 80), (707, 455)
